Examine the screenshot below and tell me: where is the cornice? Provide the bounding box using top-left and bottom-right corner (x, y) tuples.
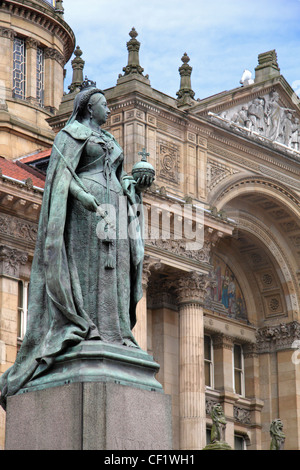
(0, 0), (75, 62)
(206, 128), (300, 189)
(108, 90), (300, 187)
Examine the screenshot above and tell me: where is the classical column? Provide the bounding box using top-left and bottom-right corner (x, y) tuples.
(176, 271), (208, 450)
(133, 255), (161, 351)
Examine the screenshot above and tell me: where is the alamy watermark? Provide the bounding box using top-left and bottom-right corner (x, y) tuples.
(95, 196), (204, 251)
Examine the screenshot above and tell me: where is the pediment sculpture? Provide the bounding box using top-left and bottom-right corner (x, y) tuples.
(213, 90), (300, 151)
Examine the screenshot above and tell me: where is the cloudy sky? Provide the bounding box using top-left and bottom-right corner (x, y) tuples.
(62, 0), (300, 100)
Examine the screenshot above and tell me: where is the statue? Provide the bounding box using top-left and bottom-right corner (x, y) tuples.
(203, 403), (232, 450)
(0, 79), (155, 409)
(270, 419), (285, 450)
(211, 403), (227, 443)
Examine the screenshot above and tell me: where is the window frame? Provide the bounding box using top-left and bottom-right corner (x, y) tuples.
(17, 280), (29, 340)
(204, 334), (214, 390)
(36, 46), (45, 107)
(232, 343), (245, 397)
(13, 36), (26, 100)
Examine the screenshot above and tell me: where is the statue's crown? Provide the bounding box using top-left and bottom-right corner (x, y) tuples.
(80, 76), (97, 91)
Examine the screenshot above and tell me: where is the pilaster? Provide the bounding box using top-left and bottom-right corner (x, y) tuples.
(26, 37), (38, 105)
(0, 245), (28, 372)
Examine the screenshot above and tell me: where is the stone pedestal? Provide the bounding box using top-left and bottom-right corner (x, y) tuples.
(5, 341), (173, 450)
(5, 382), (172, 450)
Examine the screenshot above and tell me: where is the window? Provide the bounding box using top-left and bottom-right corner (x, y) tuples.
(36, 47), (44, 106)
(234, 434), (246, 450)
(206, 427), (212, 445)
(233, 344), (244, 396)
(17, 281), (28, 339)
(204, 335), (214, 388)
(13, 37), (26, 99)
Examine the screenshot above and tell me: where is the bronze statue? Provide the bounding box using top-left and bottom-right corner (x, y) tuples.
(0, 79), (154, 408)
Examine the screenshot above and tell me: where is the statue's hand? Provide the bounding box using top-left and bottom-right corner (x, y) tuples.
(77, 191), (98, 212)
(135, 174), (155, 192)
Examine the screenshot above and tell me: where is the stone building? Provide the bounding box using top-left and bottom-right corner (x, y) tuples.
(1, 0), (300, 451)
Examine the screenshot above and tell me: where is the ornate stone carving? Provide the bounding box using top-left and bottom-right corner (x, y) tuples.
(270, 419), (285, 450)
(0, 214), (38, 244)
(206, 398), (219, 416)
(207, 160), (239, 191)
(176, 271), (209, 304)
(176, 53), (195, 107)
(0, 27), (17, 41)
(0, 246), (28, 277)
(204, 403), (232, 450)
(256, 321), (300, 353)
(234, 406), (251, 425)
(119, 28), (149, 81)
(212, 333), (234, 351)
(157, 140), (179, 183)
(146, 227), (222, 265)
(26, 37), (39, 49)
(44, 47), (65, 68)
(210, 90), (300, 151)
(142, 255), (161, 289)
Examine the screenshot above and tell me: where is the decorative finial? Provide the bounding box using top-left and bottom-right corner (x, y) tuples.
(117, 28), (149, 83)
(176, 52), (195, 107)
(68, 46), (85, 94)
(55, 0), (64, 16)
(129, 27), (138, 40)
(181, 52), (190, 64)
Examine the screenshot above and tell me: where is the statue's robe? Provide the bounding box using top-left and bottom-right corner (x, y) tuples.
(0, 121), (144, 408)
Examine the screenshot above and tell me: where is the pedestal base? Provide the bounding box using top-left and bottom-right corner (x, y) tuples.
(5, 381), (172, 450)
(20, 340), (163, 394)
(5, 341), (172, 450)
(203, 441), (232, 450)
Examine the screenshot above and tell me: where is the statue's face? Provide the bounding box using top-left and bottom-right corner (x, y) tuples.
(89, 93), (110, 126)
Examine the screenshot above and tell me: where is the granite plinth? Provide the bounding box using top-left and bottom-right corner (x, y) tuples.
(5, 382), (173, 450)
(19, 340), (163, 394)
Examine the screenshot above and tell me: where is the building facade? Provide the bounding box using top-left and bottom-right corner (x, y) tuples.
(1, 0), (300, 451)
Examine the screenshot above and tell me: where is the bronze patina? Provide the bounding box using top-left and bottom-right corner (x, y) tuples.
(0, 79), (155, 407)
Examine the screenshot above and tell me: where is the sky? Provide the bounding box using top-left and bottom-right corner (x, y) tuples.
(62, 0), (300, 100)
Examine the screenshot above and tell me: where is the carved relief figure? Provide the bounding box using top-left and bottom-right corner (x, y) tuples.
(248, 97), (265, 132)
(265, 91), (282, 140)
(216, 90), (300, 150)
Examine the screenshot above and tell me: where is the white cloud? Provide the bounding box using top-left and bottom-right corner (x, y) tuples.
(62, 0), (300, 98)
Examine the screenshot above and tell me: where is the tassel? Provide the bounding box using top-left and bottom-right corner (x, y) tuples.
(105, 252), (115, 269)
(103, 237), (115, 269)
